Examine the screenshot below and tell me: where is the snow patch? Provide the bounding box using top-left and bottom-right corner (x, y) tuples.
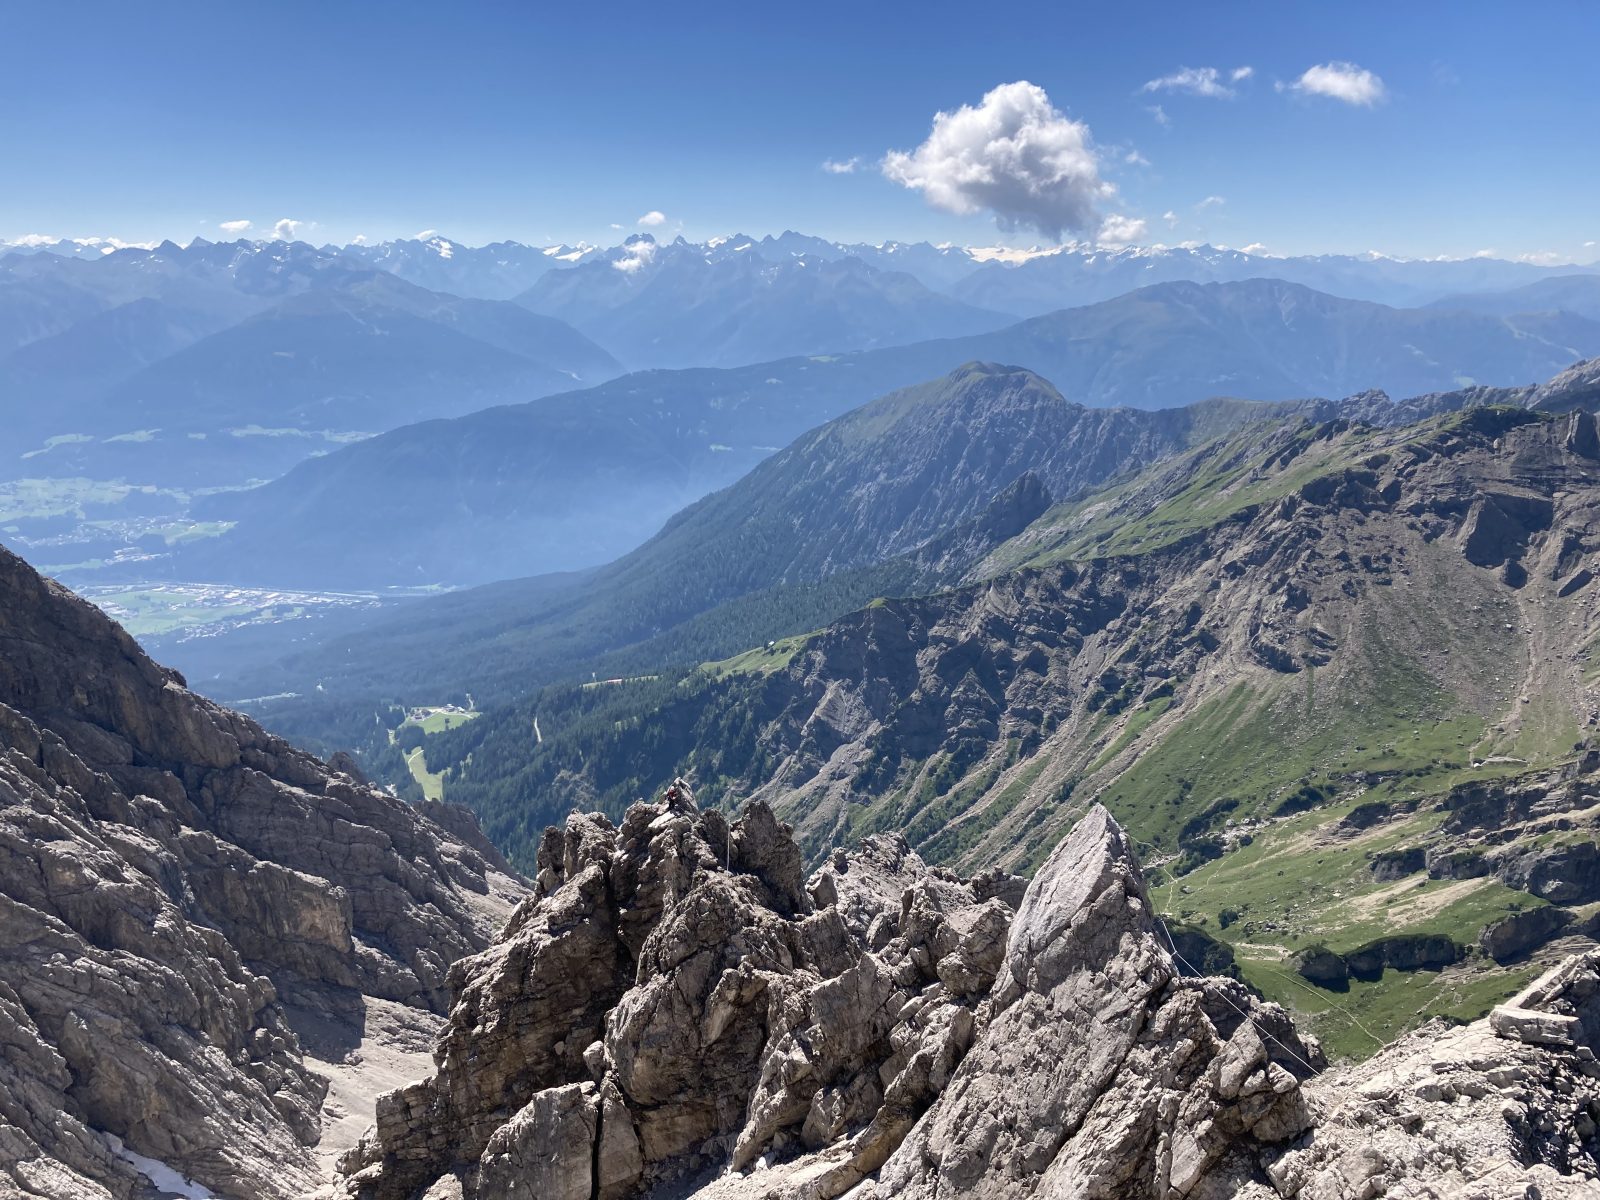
(105, 1134), (218, 1199)
(966, 244), (1067, 264)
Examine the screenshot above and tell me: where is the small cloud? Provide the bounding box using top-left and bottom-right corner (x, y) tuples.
(609, 223), (623, 230)
(612, 239), (658, 274)
(12, 233), (59, 247)
(1162, 210), (1179, 229)
(883, 80), (1114, 240)
(1241, 242), (1268, 255)
(72, 236), (154, 251)
(821, 156), (861, 174)
(1124, 149), (1150, 167)
(1146, 104), (1170, 127)
(1140, 66), (1249, 99)
(219, 219), (252, 234)
(1585, 240), (1596, 248)
(1098, 214), (1148, 245)
(414, 228), (440, 240)
(1283, 61), (1387, 106)
(351, 234), (368, 245)
(1517, 250), (1567, 266)
(636, 210), (667, 227)
(1471, 248), (1497, 259)
(272, 218), (302, 240)
(1197, 195), (1226, 209)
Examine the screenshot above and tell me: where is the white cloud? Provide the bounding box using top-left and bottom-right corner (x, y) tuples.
(1516, 251), (1567, 266)
(1197, 195), (1226, 209)
(636, 210), (667, 227)
(219, 219), (251, 234)
(351, 234), (368, 245)
(1585, 240), (1596, 248)
(1140, 66), (1247, 99)
(609, 223), (624, 230)
(612, 239), (658, 274)
(1162, 210), (1179, 229)
(6, 234), (155, 253)
(1284, 61), (1387, 106)
(414, 228), (439, 240)
(821, 156), (861, 174)
(74, 236), (154, 251)
(1241, 242), (1268, 255)
(1098, 214), (1148, 245)
(1123, 149), (1150, 167)
(273, 218), (302, 240)
(882, 80), (1113, 240)
(1471, 248), (1497, 259)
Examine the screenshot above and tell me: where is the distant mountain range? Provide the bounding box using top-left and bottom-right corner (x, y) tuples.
(1426, 273), (1600, 322)
(0, 240), (620, 487)
(513, 234), (1015, 369)
(10, 229), (1597, 319)
(337, 235), (591, 300)
(6, 230), (1600, 595)
(168, 278), (1600, 589)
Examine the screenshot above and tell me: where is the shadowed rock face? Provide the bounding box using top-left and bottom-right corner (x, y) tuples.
(0, 544), (528, 1200)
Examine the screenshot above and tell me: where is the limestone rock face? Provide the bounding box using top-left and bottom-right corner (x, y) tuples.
(338, 798), (1600, 1200)
(338, 801), (1321, 1200)
(0, 545), (528, 1200)
(1265, 954), (1600, 1200)
(338, 788), (1022, 1200)
(866, 805), (1319, 1199)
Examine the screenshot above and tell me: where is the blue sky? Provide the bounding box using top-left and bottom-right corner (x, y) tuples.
(3, 0), (1596, 261)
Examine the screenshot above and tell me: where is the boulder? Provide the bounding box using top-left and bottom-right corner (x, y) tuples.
(1293, 945), (1350, 986)
(1368, 845), (1426, 881)
(1497, 840), (1600, 905)
(1481, 906), (1576, 963)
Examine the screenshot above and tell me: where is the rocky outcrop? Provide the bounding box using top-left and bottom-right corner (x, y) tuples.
(863, 806), (1319, 1199)
(339, 801), (1325, 1199)
(0, 544), (528, 1200)
(337, 797), (1600, 1200)
(339, 786), (1016, 1199)
(1265, 953), (1600, 1199)
(1482, 906), (1577, 963)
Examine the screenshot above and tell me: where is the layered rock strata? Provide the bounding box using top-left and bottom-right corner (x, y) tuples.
(0, 544), (527, 1200)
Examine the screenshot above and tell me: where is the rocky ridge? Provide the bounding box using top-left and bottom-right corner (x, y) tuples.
(337, 790), (1600, 1198)
(0, 543), (529, 1199)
